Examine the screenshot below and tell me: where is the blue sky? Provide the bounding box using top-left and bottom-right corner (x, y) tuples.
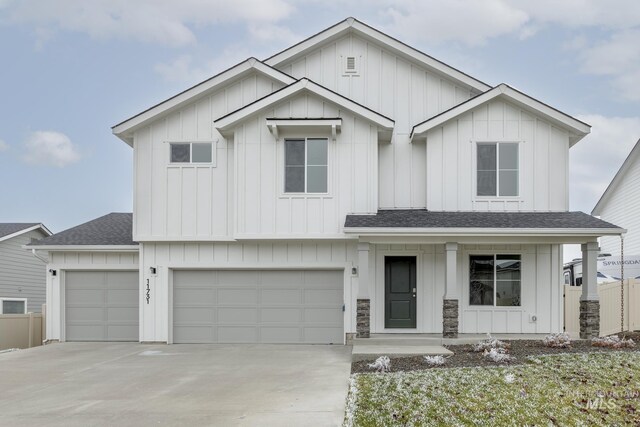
(1, 1), (639, 260)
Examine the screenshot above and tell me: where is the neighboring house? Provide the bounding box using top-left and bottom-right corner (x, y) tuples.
(592, 138), (640, 257)
(28, 17), (623, 344)
(0, 223), (51, 313)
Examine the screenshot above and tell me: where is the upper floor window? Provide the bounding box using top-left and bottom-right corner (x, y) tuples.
(285, 138), (328, 193)
(170, 142), (212, 164)
(477, 142), (518, 197)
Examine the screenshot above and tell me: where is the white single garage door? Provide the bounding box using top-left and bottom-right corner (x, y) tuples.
(65, 271), (139, 342)
(173, 270), (344, 344)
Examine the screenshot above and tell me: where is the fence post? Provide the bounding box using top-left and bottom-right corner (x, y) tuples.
(28, 313), (33, 348)
(42, 304), (46, 342)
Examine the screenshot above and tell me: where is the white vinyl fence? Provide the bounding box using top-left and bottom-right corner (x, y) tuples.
(564, 280), (640, 337)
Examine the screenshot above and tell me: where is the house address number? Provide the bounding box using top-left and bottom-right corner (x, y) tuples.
(146, 279), (151, 304)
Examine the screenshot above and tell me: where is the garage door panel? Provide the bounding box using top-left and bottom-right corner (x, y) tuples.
(107, 289), (138, 305)
(304, 308), (343, 324)
(260, 289), (301, 305)
(174, 307), (216, 323)
(261, 308), (301, 323)
(218, 307), (258, 323)
(174, 325), (215, 343)
(217, 271), (259, 285)
(218, 327), (258, 343)
(107, 325), (138, 341)
(173, 269), (344, 344)
(260, 270), (304, 286)
(304, 289), (343, 305)
(107, 307), (138, 322)
(66, 307), (105, 322)
(174, 288), (216, 306)
(66, 289), (105, 305)
(65, 271), (138, 342)
(218, 288), (258, 305)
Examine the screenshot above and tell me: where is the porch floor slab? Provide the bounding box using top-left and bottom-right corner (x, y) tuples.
(356, 333), (552, 347)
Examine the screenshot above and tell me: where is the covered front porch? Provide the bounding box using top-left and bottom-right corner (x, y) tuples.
(345, 210), (625, 340)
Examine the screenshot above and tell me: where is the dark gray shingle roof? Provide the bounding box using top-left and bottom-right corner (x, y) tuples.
(344, 210), (621, 229)
(28, 213), (136, 246)
(0, 223), (40, 239)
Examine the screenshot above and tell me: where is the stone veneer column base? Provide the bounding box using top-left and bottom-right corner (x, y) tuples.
(580, 300), (600, 339)
(443, 299), (459, 338)
(356, 299), (370, 338)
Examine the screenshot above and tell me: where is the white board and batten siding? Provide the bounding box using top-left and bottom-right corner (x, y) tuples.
(139, 241), (357, 343)
(426, 100), (570, 212)
(45, 251), (139, 341)
(367, 243), (563, 334)
(276, 32), (477, 210)
(133, 72), (286, 241)
(598, 155), (640, 256)
(0, 229), (48, 313)
(233, 94), (378, 238)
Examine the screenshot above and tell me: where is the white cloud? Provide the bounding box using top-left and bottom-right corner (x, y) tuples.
(383, 0), (529, 46)
(23, 131), (81, 167)
(3, 0), (295, 47)
(570, 115), (640, 214)
(0, 139), (8, 151)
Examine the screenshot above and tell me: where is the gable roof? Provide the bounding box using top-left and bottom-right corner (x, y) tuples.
(112, 58), (295, 145)
(410, 84), (591, 146)
(592, 138), (640, 216)
(0, 223), (52, 243)
(344, 210), (624, 236)
(264, 17), (490, 93)
(214, 78), (395, 131)
(27, 213), (136, 249)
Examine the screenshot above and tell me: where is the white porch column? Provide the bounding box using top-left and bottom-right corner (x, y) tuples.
(580, 241), (600, 338)
(356, 242), (370, 338)
(443, 242), (459, 338)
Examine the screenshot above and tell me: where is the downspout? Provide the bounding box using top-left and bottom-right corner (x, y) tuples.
(31, 248), (49, 264)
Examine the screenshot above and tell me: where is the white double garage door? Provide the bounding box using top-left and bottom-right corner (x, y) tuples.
(65, 269), (344, 344)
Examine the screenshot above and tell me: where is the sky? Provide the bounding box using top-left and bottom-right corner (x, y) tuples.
(1, 0), (639, 262)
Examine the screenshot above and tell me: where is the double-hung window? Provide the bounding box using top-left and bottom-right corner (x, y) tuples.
(476, 142), (518, 197)
(284, 138), (328, 193)
(469, 255), (521, 307)
(170, 142), (213, 164)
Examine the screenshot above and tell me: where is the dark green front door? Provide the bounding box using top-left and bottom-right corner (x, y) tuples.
(385, 256), (417, 328)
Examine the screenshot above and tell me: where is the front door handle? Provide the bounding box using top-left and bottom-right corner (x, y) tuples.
(413, 287), (416, 298)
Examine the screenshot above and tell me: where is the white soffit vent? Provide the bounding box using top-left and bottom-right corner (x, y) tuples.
(344, 56), (358, 75)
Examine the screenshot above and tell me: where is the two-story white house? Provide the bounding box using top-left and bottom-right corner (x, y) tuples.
(29, 18), (623, 344)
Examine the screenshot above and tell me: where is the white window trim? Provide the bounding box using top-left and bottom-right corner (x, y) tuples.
(473, 140), (521, 200)
(468, 253), (522, 308)
(0, 297), (28, 314)
(166, 140), (216, 167)
(282, 137), (330, 196)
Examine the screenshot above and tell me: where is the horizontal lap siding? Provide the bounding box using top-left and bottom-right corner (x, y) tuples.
(0, 230), (48, 313)
(599, 157), (640, 256)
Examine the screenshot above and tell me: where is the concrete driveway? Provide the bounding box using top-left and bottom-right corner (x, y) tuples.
(0, 343), (352, 426)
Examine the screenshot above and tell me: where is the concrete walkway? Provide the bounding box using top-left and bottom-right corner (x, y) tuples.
(0, 342), (351, 426)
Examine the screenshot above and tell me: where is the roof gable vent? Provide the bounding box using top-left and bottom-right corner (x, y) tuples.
(344, 56), (358, 75)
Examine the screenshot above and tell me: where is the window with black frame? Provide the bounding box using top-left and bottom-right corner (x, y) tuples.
(469, 254), (521, 307)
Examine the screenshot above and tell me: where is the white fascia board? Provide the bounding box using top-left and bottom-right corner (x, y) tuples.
(410, 84), (591, 144)
(343, 227), (626, 237)
(592, 138), (640, 215)
(265, 118), (342, 127)
(264, 18), (490, 93)
(23, 245), (140, 252)
(0, 224), (52, 243)
(215, 79), (394, 131)
(112, 59), (295, 145)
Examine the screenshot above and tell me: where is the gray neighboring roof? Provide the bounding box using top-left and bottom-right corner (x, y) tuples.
(0, 223), (40, 239)
(28, 213), (136, 247)
(344, 210), (621, 230)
